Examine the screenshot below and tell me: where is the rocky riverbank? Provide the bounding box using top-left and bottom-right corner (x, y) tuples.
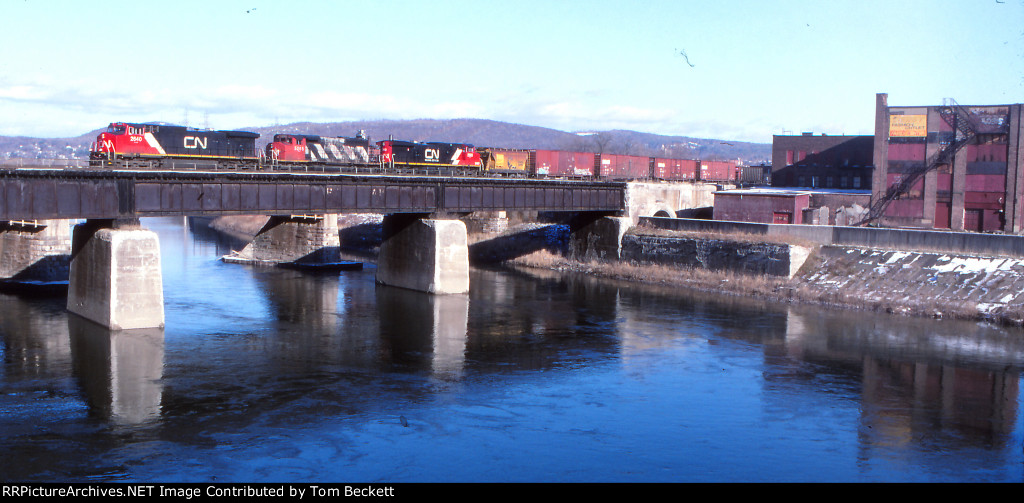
(508, 229), (1024, 328)
(205, 214), (1024, 328)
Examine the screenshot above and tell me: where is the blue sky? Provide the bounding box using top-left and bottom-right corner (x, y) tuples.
(1, 0), (1021, 142)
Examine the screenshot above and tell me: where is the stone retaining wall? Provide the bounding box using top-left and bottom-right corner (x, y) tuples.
(621, 234), (809, 278)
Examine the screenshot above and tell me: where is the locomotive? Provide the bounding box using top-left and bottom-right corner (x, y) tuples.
(266, 132), (371, 166)
(378, 139), (481, 171)
(88, 121), (746, 183)
(90, 122), (261, 169)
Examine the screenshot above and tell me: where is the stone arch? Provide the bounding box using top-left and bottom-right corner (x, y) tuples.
(651, 204), (677, 218)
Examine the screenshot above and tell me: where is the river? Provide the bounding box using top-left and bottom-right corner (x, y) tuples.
(0, 217), (1022, 482)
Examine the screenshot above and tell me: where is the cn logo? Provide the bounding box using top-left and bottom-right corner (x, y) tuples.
(184, 136), (208, 149)
(424, 148), (440, 161)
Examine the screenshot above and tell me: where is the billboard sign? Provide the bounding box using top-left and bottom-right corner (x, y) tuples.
(889, 115), (927, 137)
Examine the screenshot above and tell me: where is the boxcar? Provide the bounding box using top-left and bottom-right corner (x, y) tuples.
(700, 160), (738, 182)
(597, 154), (651, 180)
(533, 150), (595, 178)
(652, 158), (699, 181)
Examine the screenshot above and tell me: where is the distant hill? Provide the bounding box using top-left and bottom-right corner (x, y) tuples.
(0, 119), (771, 166)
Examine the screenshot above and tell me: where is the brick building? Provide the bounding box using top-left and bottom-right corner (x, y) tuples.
(871, 93), (1024, 232)
(771, 134), (874, 190)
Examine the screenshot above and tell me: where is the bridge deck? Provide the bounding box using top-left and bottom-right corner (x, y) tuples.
(0, 168), (626, 220)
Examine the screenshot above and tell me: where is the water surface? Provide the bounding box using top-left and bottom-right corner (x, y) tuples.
(0, 217), (1021, 482)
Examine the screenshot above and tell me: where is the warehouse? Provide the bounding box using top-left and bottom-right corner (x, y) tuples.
(771, 133), (874, 190)
(870, 93), (1024, 233)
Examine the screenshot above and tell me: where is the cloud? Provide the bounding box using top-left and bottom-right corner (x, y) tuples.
(0, 78), (822, 143)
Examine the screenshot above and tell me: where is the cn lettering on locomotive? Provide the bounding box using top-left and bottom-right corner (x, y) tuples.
(183, 136), (208, 149)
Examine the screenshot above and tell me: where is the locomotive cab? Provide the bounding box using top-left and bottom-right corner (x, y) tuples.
(90, 122), (165, 164)
(267, 134), (309, 162)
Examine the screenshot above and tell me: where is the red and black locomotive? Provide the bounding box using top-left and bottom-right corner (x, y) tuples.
(90, 122), (260, 169)
(266, 132), (372, 166)
(378, 139), (481, 171)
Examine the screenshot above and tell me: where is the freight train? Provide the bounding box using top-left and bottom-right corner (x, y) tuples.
(89, 121), (756, 184)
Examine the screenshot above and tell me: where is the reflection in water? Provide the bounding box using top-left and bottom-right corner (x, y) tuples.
(376, 286), (468, 380)
(781, 307), (1023, 455)
(68, 316), (164, 425)
(0, 217), (1020, 482)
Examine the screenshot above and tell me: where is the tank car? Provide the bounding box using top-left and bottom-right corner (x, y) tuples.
(266, 132), (372, 167)
(377, 139), (481, 171)
(89, 122), (260, 168)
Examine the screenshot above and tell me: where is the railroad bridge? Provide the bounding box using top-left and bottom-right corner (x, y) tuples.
(1, 168), (636, 330)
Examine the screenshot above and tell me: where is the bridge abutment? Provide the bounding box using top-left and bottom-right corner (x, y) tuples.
(67, 219), (164, 330)
(569, 213), (632, 261)
(0, 219), (72, 284)
(376, 214), (470, 294)
(233, 214), (341, 265)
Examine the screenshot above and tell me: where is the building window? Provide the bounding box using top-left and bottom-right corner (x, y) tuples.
(798, 176), (807, 186)
(840, 176), (848, 188)
(853, 176), (862, 189)
(826, 176), (834, 187)
(786, 150), (794, 165)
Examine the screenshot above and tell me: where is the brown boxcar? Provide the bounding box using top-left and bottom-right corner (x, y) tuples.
(652, 158), (699, 180)
(598, 154), (651, 180)
(700, 160), (738, 182)
(533, 150), (595, 178)
(479, 148), (531, 176)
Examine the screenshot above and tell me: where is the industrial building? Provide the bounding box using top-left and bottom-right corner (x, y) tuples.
(870, 93), (1024, 233)
(771, 133), (874, 190)
(713, 188), (870, 226)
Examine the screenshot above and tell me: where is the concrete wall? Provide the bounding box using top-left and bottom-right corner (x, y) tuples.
(623, 181), (725, 224)
(569, 215), (631, 261)
(621, 234), (809, 277)
(640, 216), (1024, 257)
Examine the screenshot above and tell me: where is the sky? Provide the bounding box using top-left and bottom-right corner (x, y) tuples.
(1, 0), (1021, 143)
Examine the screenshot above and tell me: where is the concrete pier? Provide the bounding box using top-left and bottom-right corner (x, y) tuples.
(376, 214), (470, 294)
(232, 214), (341, 265)
(0, 219), (72, 283)
(67, 219), (164, 330)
